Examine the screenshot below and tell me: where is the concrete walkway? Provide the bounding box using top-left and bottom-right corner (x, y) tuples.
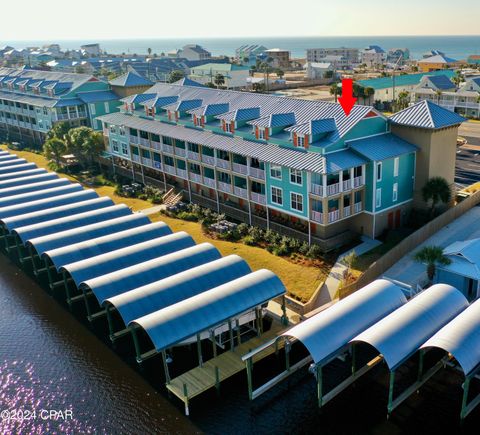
(384, 206), (480, 288)
(138, 204), (166, 215)
(315, 236), (382, 307)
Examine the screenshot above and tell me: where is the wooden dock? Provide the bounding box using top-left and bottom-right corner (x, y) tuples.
(166, 323), (285, 414)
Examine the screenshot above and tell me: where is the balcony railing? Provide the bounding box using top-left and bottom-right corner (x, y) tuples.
(218, 181), (232, 193)
(190, 173), (202, 183)
(151, 141), (162, 151)
(132, 154), (141, 163)
(310, 183), (323, 196)
(327, 183), (340, 196)
(249, 167), (265, 180)
(233, 163), (248, 175)
(129, 135), (139, 144)
(233, 186), (248, 199)
(164, 164), (175, 175)
(162, 143), (174, 154)
(139, 137), (150, 147)
(250, 192), (266, 204)
(343, 205), (351, 218)
(217, 158), (230, 170)
(175, 147), (186, 157)
(203, 177), (215, 188)
(187, 151), (200, 161)
(342, 179), (351, 191)
(311, 210), (323, 223)
(202, 155), (215, 165)
(353, 176), (363, 188)
(141, 157), (153, 167)
(354, 202), (363, 213)
(176, 168), (187, 179)
(328, 210), (340, 223)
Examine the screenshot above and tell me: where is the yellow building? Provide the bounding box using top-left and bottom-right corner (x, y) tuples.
(417, 54), (460, 72)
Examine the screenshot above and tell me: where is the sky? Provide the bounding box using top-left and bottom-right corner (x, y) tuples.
(1, 0), (479, 41)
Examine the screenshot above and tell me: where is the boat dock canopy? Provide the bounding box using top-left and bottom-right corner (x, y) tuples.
(0, 162), (36, 174)
(0, 183), (83, 208)
(131, 270), (286, 352)
(281, 279), (407, 365)
(0, 178), (71, 197)
(352, 284), (468, 370)
(421, 298), (480, 376)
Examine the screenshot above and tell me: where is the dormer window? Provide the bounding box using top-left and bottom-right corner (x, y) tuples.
(145, 106), (155, 117)
(225, 121), (234, 133)
(297, 136), (305, 148)
(194, 115), (204, 127)
(19, 85), (25, 92)
(33, 87), (40, 95)
(256, 127), (268, 140)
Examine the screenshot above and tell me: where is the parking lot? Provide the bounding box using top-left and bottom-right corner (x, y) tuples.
(456, 121), (480, 189)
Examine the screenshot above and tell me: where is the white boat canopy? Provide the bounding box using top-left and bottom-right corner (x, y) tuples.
(0, 172), (58, 189)
(0, 162), (35, 175)
(0, 183), (83, 208)
(280, 279), (407, 365)
(0, 158), (28, 168)
(352, 284), (468, 370)
(0, 178), (71, 198)
(0, 167), (45, 180)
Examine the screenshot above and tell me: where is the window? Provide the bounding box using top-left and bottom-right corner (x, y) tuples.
(225, 122), (233, 133)
(90, 104), (96, 115)
(376, 188), (382, 208)
(119, 126), (126, 136)
(121, 143), (128, 156)
(291, 192), (303, 212)
(297, 135), (305, 148)
(270, 165), (282, 180)
(290, 169), (303, 185)
(376, 162), (382, 182)
(43, 107), (48, 115)
(271, 186), (283, 205)
(393, 157), (399, 177)
(112, 140), (119, 153)
(258, 128), (265, 139)
(393, 183), (398, 202)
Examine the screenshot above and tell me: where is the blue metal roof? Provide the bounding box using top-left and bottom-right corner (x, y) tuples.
(0, 183), (83, 208)
(0, 168), (46, 181)
(286, 118), (337, 135)
(0, 178), (71, 198)
(389, 100), (466, 129)
(122, 93), (157, 105)
(61, 231), (195, 287)
(164, 98), (203, 112)
(348, 133), (418, 161)
(427, 75), (455, 90)
(105, 255), (251, 326)
(54, 98), (84, 107)
(0, 172), (59, 190)
(324, 150), (368, 174)
(357, 70), (456, 91)
(3, 196), (113, 232)
(37, 214), (153, 262)
(189, 103), (230, 117)
(109, 72), (153, 87)
(44, 223), (172, 269)
(172, 77), (205, 88)
(77, 90), (119, 103)
(216, 107), (260, 122)
(0, 158), (28, 168)
(82, 243), (221, 304)
(131, 270), (286, 352)
(248, 112), (296, 128)
(0, 162), (36, 175)
(0, 154), (18, 162)
(141, 95), (178, 109)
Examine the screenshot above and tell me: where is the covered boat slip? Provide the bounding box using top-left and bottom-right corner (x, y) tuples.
(0, 167), (47, 181)
(0, 162), (36, 174)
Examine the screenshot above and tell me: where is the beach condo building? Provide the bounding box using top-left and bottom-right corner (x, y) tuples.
(360, 45), (386, 68)
(80, 43), (101, 57)
(264, 49), (291, 69)
(188, 63), (250, 90)
(417, 54), (460, 72)
(236, 45), (268, 65)
(98, 82), (465, 249)
(0, 67), (124, 145)
(306, 47), (359, 66)
(176, 45), (212, 62)
(412, 74), (456, 103)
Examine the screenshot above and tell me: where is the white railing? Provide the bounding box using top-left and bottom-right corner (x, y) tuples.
(190, 173), (202, 183)
(233, 163), (248, 175)
(342, 179), (351, 191)
(141, 157), (153, 167)
(175, 148), (186, 157)
(176, 168), (187, 179)
(311, 210), (323, 223)
(203, 177), (216, 188)
(151, 141), (162, 151)
(164, 165), (175, 174)
(162, 144), (174, 154)
(139, 137), (150, 147)
(132, 154), (141, 163)
(152, 161), (163, 171)
(249, 167), (265, 179)
(328, 210), (340, 223)
(129, 135), (139, 144)
(56, 113), (70, 120)
(354, 202), (363, 213)
(310, 183), (323, 196)
(327, 183), (340, 196)
(343, 206), (351, 218)
(218, 181), (232, 193)
(217, 158), (230, 170)
(250, 192), (266, 204)
(187, 151), (200, 161)
(233, 186), (248, 198)
(353, 176), (363, 188)
(202, 155), (215, 165)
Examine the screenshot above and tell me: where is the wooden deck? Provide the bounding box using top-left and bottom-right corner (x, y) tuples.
(166, 323), (285, 413)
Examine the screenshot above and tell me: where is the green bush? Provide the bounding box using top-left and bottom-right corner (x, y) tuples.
(272, 243), (289, 256)
(243, 235), (256, 246)
(237, 223), (249, 237)
(307, 244), (323, 259)
(248, 226), (264, 243)
(299, 241), (310, 255)
(176, 211), (198, 222)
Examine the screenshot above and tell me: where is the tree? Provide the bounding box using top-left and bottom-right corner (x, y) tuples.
(422, 176), (451, 216)
(330, 83), (340, 102)
(342, 250), (359, 282)
(147, 47), (152, 56)
(65, 126), (104, 169)
(243, 57), (249, 64)
(413, 246), (451, 284)
(452, 70), (463, 88)
(43, 137), (66, 166)
(47, 121), (70, 140)
(275, 69), (284, 79)
(214, 73), (225, 88)
(168, 69), (184, 83)
(74, 65), (85, 74)
(252, 82), (266, 93)
(396, 90), (410, 111)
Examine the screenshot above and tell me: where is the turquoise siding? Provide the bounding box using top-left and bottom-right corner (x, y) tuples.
(266, 163), (308, 218)
(90, 100), (121, 130)
(107, 128), (130, 158)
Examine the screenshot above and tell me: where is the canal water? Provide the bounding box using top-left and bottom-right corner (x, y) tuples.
(0, 252), (479, 434)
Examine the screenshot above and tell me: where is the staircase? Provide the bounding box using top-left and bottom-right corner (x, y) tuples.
(163, 188), (183, 207)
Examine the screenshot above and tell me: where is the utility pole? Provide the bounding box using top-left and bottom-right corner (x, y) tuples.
(392, 54), (403, 103)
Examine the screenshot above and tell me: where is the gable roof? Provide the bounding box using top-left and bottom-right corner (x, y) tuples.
(389, 100), (466, 129)
(419, 54), (458, 64)
(171, 77), (205, 87)
(427, 74), (455, 90)
(357, 70), (455, 90)
(109, 71), (153, 87)
(348, 133), (418, 161)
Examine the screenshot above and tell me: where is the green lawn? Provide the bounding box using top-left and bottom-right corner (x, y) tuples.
(1, 144), (327, 302)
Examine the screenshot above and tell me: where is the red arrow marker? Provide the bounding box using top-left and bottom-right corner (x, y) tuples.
(338, 78), (357, 116)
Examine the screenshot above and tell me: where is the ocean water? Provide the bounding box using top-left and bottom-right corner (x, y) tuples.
(4, 35), (480, 60)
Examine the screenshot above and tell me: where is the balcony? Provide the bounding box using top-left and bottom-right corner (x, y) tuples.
(129, 135), (139, 144)
(141, 157), (153, 167)
(327, 183), (340, 196)
(139, 137), (150, 147)
(176, 168), (187, 179)
(151, 141), (162, 151)
(233, 186), (248, 199)
(354, 202), (363, 213)
(342, 179), (351, 191)
(310, 183), (323, 196)
(311, 210), (324, 223)
(353, 176), (363, 188)
(343, 206), (351, 218)
(249, 167), (265, 180)
(152, 161), (162, 171)
(202, 155), (215, 165)
(132, 154), (141, 163)
(163, 143), (174, 154)
(250, 192), (266, 205)
(187, 151), (200, 161)
(175, 147), (186, 157)
(233, 163), (248, 175)
(164, 165), (175, 175)
(190, 173), (202, 183)
(328, 210), (340, 223)
(218, 181), (232, 193)
(217, 158), (230, 170)
(203, 177), (215, 188)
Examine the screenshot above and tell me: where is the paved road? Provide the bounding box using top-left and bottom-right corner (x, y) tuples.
(459, 121), (480, 145)
(454, 122), (480, 188)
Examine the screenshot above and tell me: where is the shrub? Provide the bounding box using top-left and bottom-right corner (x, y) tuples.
(237, 223), (250, 237)
(273, 243), (289, 256)
(307, 244), (323, 259)
(176, 211), (198, 222)
(299, 241), (310, 255)
(264, 229), (281, 244)
(243, 235), (256, 246)
(248, 226), (264, 243)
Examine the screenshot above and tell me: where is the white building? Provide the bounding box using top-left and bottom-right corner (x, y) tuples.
(306, 47), (359, 65)
(80, 43), (101, 57)
(361, 45), (386, 68)
(188, 63), (250, 89)
(177, 45), (212, 61)
(304, 62), (335, 80)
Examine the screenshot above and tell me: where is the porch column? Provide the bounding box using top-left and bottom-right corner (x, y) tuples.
(362, 164), (366, 185)
(350, 167), (355, 189)
(322, 174), (327, 197)
(339, 170), (343, 193)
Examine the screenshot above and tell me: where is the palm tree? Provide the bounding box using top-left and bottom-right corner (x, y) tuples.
(341, 250), (358, 282)
(413, 246), (451, 284)
(43, 137), (66, 166)
(168, 69), (184, 83)
(422, 176), (451, 216)
(330, 83), (340, 102)
(435, 90), (443, 104)
(47, 121), (70, 140)
(213, 73), (225, 88)
(147, 47), (152, 57)
(396, 91), (410, 111)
